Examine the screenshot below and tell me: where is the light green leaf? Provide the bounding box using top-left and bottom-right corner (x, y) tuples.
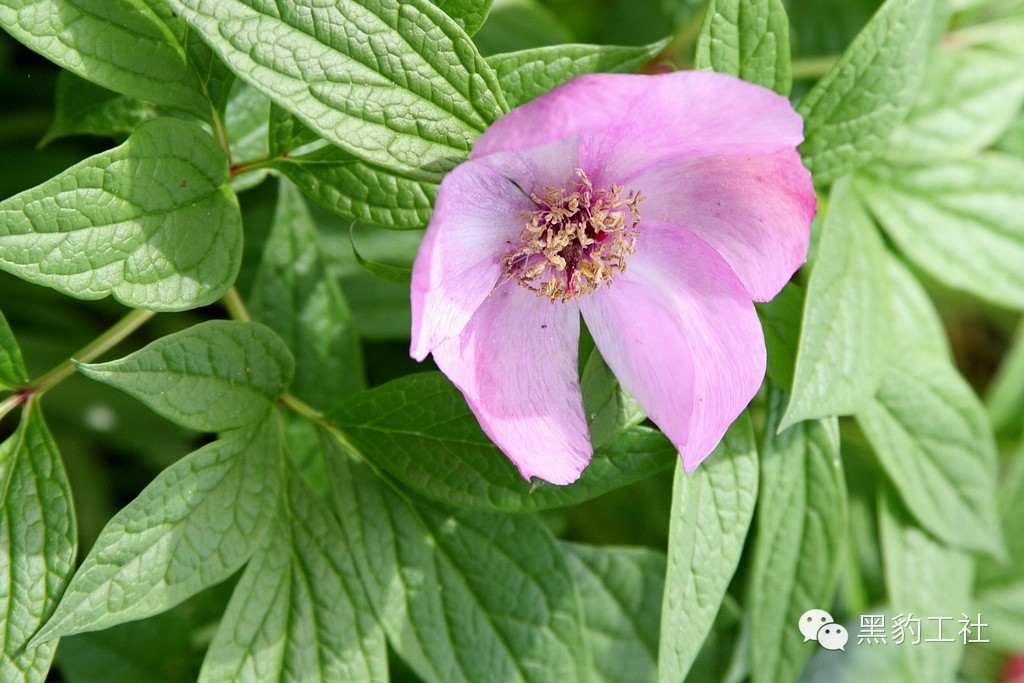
(750, 384), (846, 683)
(986, 319), (1024, 434)
(884, 253), (951, 360)
(40, 71), (163, 147)
(77, 320), (294, 432)
(856, 353), (1003, 556)
(563, 543), (664, 683)
(488, 39), (668, 107)
(326, 441), (591, 683)
(658, 414), (758, 683)
(977, 449), (1024, 651)
(199, 466), (386, 683)
(32, 418), (281, 643)
(0, 117), (242, 311)
(165, 0), (507, 180)
(695, 0), (792, 94)
(856, 154), (1024, 309)
(249, 182), (364, 409)
(433, 0), (493, 35)
(0, 308), (28, 389)
(1, 402), (77, 683)
(798, 0), (934, 184)
(879, 486), (973, 682)
(328, 372), (675, 512)
(782, 179), (890, 430)
(580, 346), (644, 449)
(0, 0), (211, 118)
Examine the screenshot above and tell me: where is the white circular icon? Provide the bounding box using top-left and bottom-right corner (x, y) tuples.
(798, 609), (834, 642)
(816, 623), (848, 651)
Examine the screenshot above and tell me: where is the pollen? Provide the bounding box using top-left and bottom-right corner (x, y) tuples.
(501, 169), (643, 302)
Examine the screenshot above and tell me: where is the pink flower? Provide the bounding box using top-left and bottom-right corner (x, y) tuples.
(410, 71), (815, 485)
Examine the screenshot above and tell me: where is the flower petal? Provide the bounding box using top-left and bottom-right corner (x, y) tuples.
(632, 149), (815, 301)
(472, 71), (805, 180)
(432, 282), (592, 485)
(578, 223), (765, 472)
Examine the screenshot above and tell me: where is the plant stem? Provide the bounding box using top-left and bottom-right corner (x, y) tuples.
(222, 287), (252, 323)
(280, 392), (323, 422)
(0, 393), (22, 423)
(791, 55), (839, 80)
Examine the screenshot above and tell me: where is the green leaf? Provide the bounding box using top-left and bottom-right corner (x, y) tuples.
(326, 441), (591, 683)
(756, 282), (805, 389)
(986, 319), (1024, 434)
(199, 465), (386, 683)
(798, 0), (934, 184)
(350, 227), (414, 285)
(750, 384), (846, 683)
(224, 81), (271, 192)
(487, 39), (668, 108)
(165, 0), (507, 180)
(580, 346), (644, 449)
(433, 0), (493, 35)
(694, 0), (792, 94)
(0, 308), (28, 389)
(856, 353), (1003, 556)
(329, 372), (675, 512)
(563, 543), (664, 683)
(0, 0), (211, 118)
(884, 253), (950, 360)
(33, 418), (281, 642)
(472, 0), (573, 56)
(1, 401), (77, 683)
(77, 320), (294, 432)
(0, 117), (242, 311)
(879, 486), (974, 681)
(40, 72), (162, 147)
(856, 154), (1024, 309)
(658, 414), (758, 683)
(781, 179), (890, 430)
(249, 181), (365, 409)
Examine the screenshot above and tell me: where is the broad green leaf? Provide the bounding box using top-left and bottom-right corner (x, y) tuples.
(986, 319), (1024, 434)
(329, 372), (675, 512)
(40, 72), (162, 147)
(750, 384), (845, 683)
(77, 320), (294, 432)
(856, 353), (1003, 556)
(0, 0), (210, 118)
(165, 0), (508, 180)
(350, 229), (414, 285)
(33, 418), (281, 642)
(267, 104), (322, 157)
(756, 282), (805, 389)
(0, 117), (242, 311)
(580, 346), (644, 449)
(249, 182), (364, 409)
(0, 402), (77, 683)
(326, 440), (591, 683)
(884, 253), (951, 360)
(199, 466), (386, 683)
(433, 0), (493, 34)
(856, 154), (1024, 309)
(886, 45), (1024, 157)
(879, 487), (973, 682)
(487, 39), (667, 108)
(0, 308), (28, 389)
(695, 0), (792, 94)
(563, 543), (664, 683)
(781, 179), (890, 430)
(658, 414), (758, 683)
(798, 0), (934, 184)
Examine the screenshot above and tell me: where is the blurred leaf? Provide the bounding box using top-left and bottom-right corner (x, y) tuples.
(40, 71), (162, 147)
(986, 319), (1024, 434)
(798, 0), (934, 184)
(224, 81), (271, 193)
(695, 0), (792, 94)
(563, 543), (664, 683)
(0, 401), (77, 683)
(0, 0), (211, 118)
(0, 117), (242, 311)
(856, 353), (1003, 556)
(756, 282), (804, 389)
(33, 417), (281, 642)
(349, 227), (414, 285)
(473, 0), (574, 55)
(856, 154), (1024, 309)
(199, 465), (387, 683)
(785, 0), (882, 57)
(544, 0), (676, 46)
(433, 0), (493, 34)
(328, 372), (675, 512)
(750, 384), (846, 683)
(488, 39), (667, 107)
(77, 320), (294, 432)
(326, 441), (591, 683)
(782, 179), (890, 430)
(250, 181), (364, 408)
(658, 414), (758, 683)
(798, 612), (908, 682)
(164, 0), (507, 180)
(883, 254), (951, 359)
(0, 307), (28, 388)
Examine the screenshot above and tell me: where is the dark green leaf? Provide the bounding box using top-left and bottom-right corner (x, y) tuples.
(756, 282), (805, 389)
(0, 308), (28, 389)
(40, 72), (163, 147)
(695, 0), (792, 94)
(224, 81), (271, 192)
(350, 227), (413, 285)
(433, 0), (493, 35)
(472, 0), (573, 56)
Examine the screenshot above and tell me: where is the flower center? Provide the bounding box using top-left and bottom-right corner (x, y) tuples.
(501, 169), (643, 302)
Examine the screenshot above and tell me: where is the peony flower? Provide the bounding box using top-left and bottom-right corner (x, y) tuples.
(410, 71), (815, 485)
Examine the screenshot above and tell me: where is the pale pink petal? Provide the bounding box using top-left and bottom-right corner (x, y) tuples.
(631, 149), (815, 301)
(431, 281), (591, 485)
(472, 71), (805, 181)
(578, 223), (765, 472)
